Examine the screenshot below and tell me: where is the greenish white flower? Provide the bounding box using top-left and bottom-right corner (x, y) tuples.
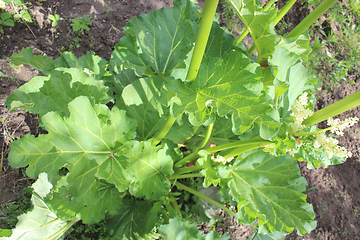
(314, 133), (352, 159)
(327, 117), (359, 136)
(290, 92), (314, 131)
(211, 155), (234, 164)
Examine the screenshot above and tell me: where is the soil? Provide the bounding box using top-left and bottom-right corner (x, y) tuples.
(1, 0), (360, 239)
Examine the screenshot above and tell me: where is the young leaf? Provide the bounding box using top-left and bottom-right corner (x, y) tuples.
(227, 0), (279, 59)
(228, 150), (316, 235)
(126, 141), (174, 200)
(110, 0), (200, 76)
(163, 50), (280, 139)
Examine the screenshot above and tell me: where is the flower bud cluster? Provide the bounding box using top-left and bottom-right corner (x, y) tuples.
(290, 92), (314, 131)
(327, 117), (359, 136)
(313, 133), (352, 159)
(211, 155), (234, 164)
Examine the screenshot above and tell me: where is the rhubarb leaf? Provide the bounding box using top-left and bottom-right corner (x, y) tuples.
(5, 68), (111, 117)
(110, 0), (200, 76)
(9, 96), (137, 217)
(227, 0), (279, 59)
(163, 50), (280, 139)
(126, 141), (174, 200)
(229, 150), (316, 235)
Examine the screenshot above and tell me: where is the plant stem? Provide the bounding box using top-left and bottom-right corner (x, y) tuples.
(169, 173), (203, 180)
(186, 0), (219, 81)
(175, 181), (236, 218)
(174, 165), (204, 175)
(232, 0), (277, 46)
(294, 127), (331, 137)
(198, 123), (214, 149)
(152, 115), (177, 146)
(52, 217), (79, 239)
(222, 142), (270, 159)
(286, 0), (338, 38)
(175, 151), (200, 168)
(302, 91), (360, 127)
(169, 194), (181, 214)
(205, 137), (271, 153)
(274, 0), (296, 26)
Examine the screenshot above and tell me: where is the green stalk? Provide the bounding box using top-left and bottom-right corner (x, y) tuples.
(232, 0), (277, 46)
(174, 165), (204, 175)
(174, 181), (236, 218)
(205, 137), (271, 153)
(302, 91), (360, 127)
(152, 115), (177, 146)
(186, 0), (219, 81)
(52, 217), (79, 239)
(286, 0), (338, 38)
(198, 123), (214, 149)
(274, 0), (296, 26)
(294, 127), (331, 137)
(175, 151), (200, 168)
(222, 142), (269, 159)
(169, 194), (181, 214)
(169, 173), (203, 180)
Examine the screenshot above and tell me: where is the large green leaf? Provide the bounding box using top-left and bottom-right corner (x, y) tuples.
(5, 68), (111, 117)
(9, 96), (137, 216)
(126, 141), (174, 200)
(42, 51), (110, 79)
(106, 197), (156, 240)
(227, 0), (279, 59)
(110, 0), (200, 76)
(120, 76), (193, 142)
(159, 217), (230, 240)
(0, 173), (77, 240)
(11, 47), (53, 72)
(228, 150), (316, 235)
(163, 50), (280, 139)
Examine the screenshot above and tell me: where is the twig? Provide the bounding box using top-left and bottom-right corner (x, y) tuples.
(11, 2), (36, 38)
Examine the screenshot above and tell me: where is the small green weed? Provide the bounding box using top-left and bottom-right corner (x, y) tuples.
(0, 12), (14, 34)
(48, 13), (60, 27)
(71, 15), (92, 34)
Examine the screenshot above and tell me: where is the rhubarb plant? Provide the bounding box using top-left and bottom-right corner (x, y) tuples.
(2, 0), (359, 239)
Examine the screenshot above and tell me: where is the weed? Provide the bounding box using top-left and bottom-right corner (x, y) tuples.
(71, 15), (92, 35)
(48, 13), (60, 27)
(0, 12), (14, 34)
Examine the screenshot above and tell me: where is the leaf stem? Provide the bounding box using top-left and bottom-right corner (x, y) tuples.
(174, 165), (204, 176)
(198, 123), (214, 149)
(169, 173), (203, 180)
(169, 194), (181, 213)
(286, 0), (338, 38)
(206, 137), (271, 153)
(222, 142), (269, 159)
(302, 91), (360, 127)
(175, 151), (200, 168)
(174, 181), (236, 218)
(186, 0), (219, 81)
(274, 0), (296, 26)
(152, 115), (177, 146)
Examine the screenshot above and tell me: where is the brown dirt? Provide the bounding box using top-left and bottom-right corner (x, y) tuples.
(1, 0), (360, 239)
